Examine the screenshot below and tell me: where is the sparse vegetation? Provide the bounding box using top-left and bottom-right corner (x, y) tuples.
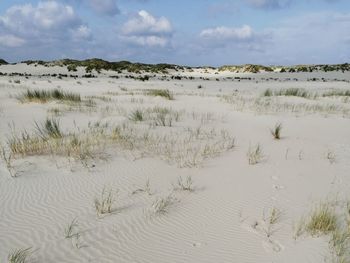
(174, 176), (194, 192)
(64, 218), (79, 239)
(18, 88), (81, 103)
(151, 194), (176, 215)
(270, 122), (282, 140)
(305, 203), (337, 236)
(132, 179), (153, 195)
(146, 89), (174, 100)
(129, 109), (144, 122)
(94, 187), (117, 215)
(34, 118), (62, 140)
(7, 248), (31, 263)
(247, 144), (263, 165)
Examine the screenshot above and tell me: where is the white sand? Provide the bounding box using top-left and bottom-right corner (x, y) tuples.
(1, 64), (350, 262)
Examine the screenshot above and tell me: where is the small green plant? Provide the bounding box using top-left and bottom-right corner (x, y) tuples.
(326, 150), (336, 164)
(146, 89), (174, 100)
(8, 248), (31, 263)
(34, 118), (62, 140)
(129, 109), (144, 122)
(270, 122), (282, 140)
(306, 203), (337, 236)
(263, 89), (272, 97)
(64, 218), (79, 239)
(94, 187), (117, 215)
(247, 144), (263, 165)
(174, 176), (194, 192)
(19, 88), (81, 103)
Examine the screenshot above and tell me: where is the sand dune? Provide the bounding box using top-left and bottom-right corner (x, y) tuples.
(1, 64), (350, 262)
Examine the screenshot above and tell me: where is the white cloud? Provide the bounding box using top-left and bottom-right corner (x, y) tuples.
(0, 1), (91, 43)
(0, 34), (26, 47)
(123, 10), (172, 35)
(121, 10), (173, 47)
(200, 25), (254, 41)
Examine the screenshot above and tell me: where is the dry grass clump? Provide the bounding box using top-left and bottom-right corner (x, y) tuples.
(18, 88), (81, 103)
(263, 88), (313, 99)
(222, 94), (350, 117)
(247, 144), (263, 165)
(151, 194), (177, 215)
(7, 248), (32, 263)
(34, 118), (62, 140)
(174, 176), (194, 192)
(94, 187), (117, 215)
(270, 122), (282, 140)
(306, 203), (337, 236)
(132, 179), (153, 195)
(322, 90), (350, 97)
(146, 89), (174, 100)
(1, 145), (15, 177)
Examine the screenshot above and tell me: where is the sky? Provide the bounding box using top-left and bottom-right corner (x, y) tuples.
(0, 0), (349, 66)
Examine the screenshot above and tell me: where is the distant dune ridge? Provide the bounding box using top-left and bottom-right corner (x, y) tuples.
(0, 58), (349, 74)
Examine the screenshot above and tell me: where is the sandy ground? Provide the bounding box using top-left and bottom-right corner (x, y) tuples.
(1, 64), (350, 263)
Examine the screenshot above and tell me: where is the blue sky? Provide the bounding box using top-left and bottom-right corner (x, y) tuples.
(0, 0), (349, 66)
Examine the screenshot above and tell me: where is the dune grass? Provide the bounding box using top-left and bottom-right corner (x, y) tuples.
(151, 194), (176, 215)
(94, 187), (117, 215)
(18, 88), (81, 103)
(270, 122), (282, 140)
(306, 203), (337, 236)
(34, 118), (62, 140)
(174, 176), (194, 192)
(64, 218), (79, 239)
(263, 88), (313, 98)
(7, 248), (31, 263)
(146, 89), (174, 100)
(247, 144), (263, 165)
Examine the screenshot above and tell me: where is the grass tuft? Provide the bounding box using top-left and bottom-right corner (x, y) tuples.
(270, 122), (282, 140)
(146, 89), (174, 100)
(129, 109), (144, 122)
(94, 187), (117, 216)
(8, 248), (31, 263)
(306, 203), (337, 236)
(174, 176), (194, 192)
(247, 144), (263, 165)
(18, 88), (81, 103)
(34, 118), (62, 140)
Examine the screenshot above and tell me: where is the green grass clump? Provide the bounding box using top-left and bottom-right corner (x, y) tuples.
(34, 118), (62, 140)
(263, 88), (312, 98)
(8, 248), (31, 263)
(322, 90), (350, 97)
(270, 122), (282, 140)
(129, 109), (144, 122)
(306, 203), (337, 236)
(19, 88), (81, 103)
(146, 89), (174, 100)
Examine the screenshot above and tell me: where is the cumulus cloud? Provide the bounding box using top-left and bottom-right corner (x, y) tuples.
(0, 1), (92, 60)
(200, 25), (254, 41)
(0, 1), (91, 41)
(121, 10), (173, 47)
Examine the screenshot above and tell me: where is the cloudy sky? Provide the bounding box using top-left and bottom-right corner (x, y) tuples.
(0, 0), (349, 66)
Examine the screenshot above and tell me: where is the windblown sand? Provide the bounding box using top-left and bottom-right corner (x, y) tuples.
(1, 64), (350, 262)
